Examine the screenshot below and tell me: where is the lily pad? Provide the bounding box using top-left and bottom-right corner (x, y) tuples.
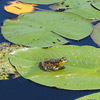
(50, 0), (100, 20)
(49, 0), (93, 10)
(91, 0), (100, 10)
(65, 4), (100, 20)
(91, 23), (100, 46)
(9, 45), (100, 90)
(76, 92), (100, 100)
(20, 0), (63, 4)
(2, 11), (92, 47)
(4, 1), (38, 15)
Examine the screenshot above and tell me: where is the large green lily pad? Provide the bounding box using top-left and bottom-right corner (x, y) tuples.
(20, 0), (63, 4)
(9, 45), (100, 90)
(76, 92), (100, 100)
(91, 23), (100, 46)
(2, 11), (92, 47)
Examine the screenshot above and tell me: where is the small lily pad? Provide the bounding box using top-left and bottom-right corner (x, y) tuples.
(4, 1), (38, 15)
(9, 45), (100, 90)
(91, 23), (100, 46)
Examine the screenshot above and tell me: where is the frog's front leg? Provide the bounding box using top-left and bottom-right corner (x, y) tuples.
(52, 66), (59, 71)
(58, 66), (65, 70)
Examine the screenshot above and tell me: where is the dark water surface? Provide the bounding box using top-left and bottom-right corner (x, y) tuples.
(0, 0), (100, 100)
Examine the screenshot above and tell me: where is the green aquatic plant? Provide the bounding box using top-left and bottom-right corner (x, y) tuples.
(50, 0), (100, 20)
(1, 1), (100, 97)
(91, 22), (100, 46)
(9, 45), (100, 90)
(0, 43), (26, 80)
(76, 92), (100, 100)
(20, 0), (64, 4)
(2, 11), (92, 47)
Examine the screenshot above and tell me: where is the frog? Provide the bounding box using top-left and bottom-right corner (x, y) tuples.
(39, 57), (67, 72)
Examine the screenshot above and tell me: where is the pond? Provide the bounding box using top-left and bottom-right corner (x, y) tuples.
(1, 0), (100, 100)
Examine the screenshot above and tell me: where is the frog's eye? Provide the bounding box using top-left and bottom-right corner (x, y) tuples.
(60, 57), (66, 61)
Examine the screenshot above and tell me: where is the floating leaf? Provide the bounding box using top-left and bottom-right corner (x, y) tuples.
(91, 3), (100, 10)
(65, 5), (100, 20)
(50, 0), (100, 20)
(9, 45), (100, 90)
(0, 43), (25, 80)
(4, 1), (38, 15)
(76, 92), (100, 100)
(49, 0), (93, 10)
(2, 11), (92, 47)
(91, 23), (100, 46)
(20, 0), (63, 4)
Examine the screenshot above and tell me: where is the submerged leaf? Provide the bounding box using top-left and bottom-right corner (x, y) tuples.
(91, 23), (100, 46)
(2, 11), (92, 47)
(9, 45), (100, 90)
(4, 1), (38, 15)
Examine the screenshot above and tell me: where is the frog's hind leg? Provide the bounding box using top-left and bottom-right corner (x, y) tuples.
(39, 62), (50, 72)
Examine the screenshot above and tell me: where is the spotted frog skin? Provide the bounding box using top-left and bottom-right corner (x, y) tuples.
(39, 57), (67, 71)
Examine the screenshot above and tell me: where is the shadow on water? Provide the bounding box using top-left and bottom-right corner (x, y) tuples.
(0, 0), (100, 100)
(64, 36), (100, 48)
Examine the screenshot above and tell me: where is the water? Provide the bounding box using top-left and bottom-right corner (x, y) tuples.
(0, 76), (99, 100)
(0, 0), (100, 100)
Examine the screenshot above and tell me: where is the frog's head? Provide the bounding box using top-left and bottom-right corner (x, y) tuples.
(58, 57), (67, 67)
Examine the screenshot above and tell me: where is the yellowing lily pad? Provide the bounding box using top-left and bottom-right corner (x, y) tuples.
(4, 1), (38, 15)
